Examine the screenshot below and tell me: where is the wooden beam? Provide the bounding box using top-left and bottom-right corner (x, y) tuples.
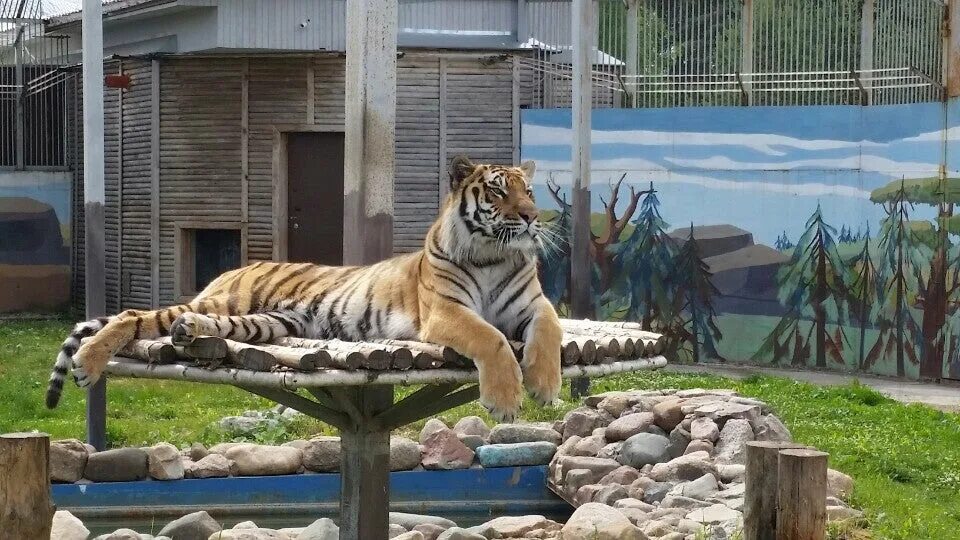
(438, 56), (449, 201)
(375, 384), (479, 432)
(370, 382), (461, 430)
(343, 0), (397, 265)
(946, 0), (960, 98)
(237, 385), (352, 431)
(241, 59), (249, 224)
(339, 386), (394, 540)
(306, 59), (315, 123)
(512, 55), (521, 163)
(83, 0), (108, 450)
(776, 449), (828, 540)
(116, 60), (124, 309)
(150, 58), (160, 309)
(0, 433), (54, 538)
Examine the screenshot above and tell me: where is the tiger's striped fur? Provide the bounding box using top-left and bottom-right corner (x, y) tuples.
(46, 156), (561, 422)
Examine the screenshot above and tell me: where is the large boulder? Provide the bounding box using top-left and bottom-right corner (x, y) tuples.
(84, 448), (149, 482)
(489, 423), (561, 446)
(618, 433), (671, 469)
(297, 518), (339, 540)
(302, 436), (341, 472)
(562, 408), (606, 441)
(50, 439), (89, 483)
(476, 442), (557, 467)
(157, 511), (222, 540)
(223, 444), (302, 476)
(148, 443), (185, 481)
(390, 437), (422, 471)
(419, 419), (450, 444)
(452, 416), (490, 440)
(559, 503), (648, 540)
(51, 510), (89, 540)
(421, 429), (475, 470)
(389, 512), (457, 530)
(185, 454), (235, 479)
(605, 413), (655, 442)
(714, 419), (754, 465)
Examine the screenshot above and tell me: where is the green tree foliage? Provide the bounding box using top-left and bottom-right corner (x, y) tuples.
(669, 225), (724, 363)
(848, 228), (878, 370)
(754, 205), (850, 368)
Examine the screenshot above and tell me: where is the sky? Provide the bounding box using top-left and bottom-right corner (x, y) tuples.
(522, 101), (957, 246)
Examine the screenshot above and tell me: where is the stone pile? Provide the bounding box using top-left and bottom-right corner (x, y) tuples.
(547, 388), (861, 539)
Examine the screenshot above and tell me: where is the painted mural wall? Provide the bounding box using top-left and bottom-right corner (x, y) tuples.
(522, 101), (960, 380)
(0, 171), (71, 313)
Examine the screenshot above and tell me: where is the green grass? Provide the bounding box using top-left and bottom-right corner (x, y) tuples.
(3, 319), (960, 539)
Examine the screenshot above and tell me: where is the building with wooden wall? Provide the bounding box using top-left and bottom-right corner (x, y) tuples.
(47, 0), (557, 311)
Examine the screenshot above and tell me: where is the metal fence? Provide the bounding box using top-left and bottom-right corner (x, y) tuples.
(1, 0), (74, 169)
(523, 0), (946, 108)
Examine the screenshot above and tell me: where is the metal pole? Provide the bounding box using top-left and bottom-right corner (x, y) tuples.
(740, 0), (754, 106)
(14, 27), (24, 170)
(570, 0), (593, 399)
(860, 0), (874, 105)
(625, 0), (638, 108)
(82, 0), (107, 451)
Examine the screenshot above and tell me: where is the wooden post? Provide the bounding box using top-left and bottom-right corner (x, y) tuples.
(339, 385), (394, 540)
(0, 433), (54, 538)
(14, 29), (24, 170)
(776, 448), (828, 540)
(860, 0), (874, 104)
(624, 0), (638, 108)
(744, 441), (806, 540)
(83, 0), (108, 451)
(343, 0), (397, 265)
(569, 0), (594, 399)
(946, 0), (960, 98)
(740, 0), (754, 106)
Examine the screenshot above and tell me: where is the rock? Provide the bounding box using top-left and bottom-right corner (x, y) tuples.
(615, 498), (655, 512)
(642, 482), (674, 503)
(476, 442), (557, 467)
(694, 402), (760, 427)
(618, 433), (671, 468)
(685, 504), (742, 525)
(453, 416), (490, 439)
(685, 440), (714, 455)
(564, 468), (598, 496)
(96, 528), (141, 540)
(641, 520), (672, 537)
(489, 423), (562, 445)
(389, 524), (410, 538)
(412, 524), (447, 540)
(393, 533), (425, 540)
(421, 429), (475, 470)
(596, 442), (623, 461)
(158, 511), (222, 540)
(558, 456), (621, 479)
(573, 435), (606, 456)
(714, 419), (754, 465)
(84, 448), (149, 482)
(652, 399), (684, 431)
(574, 484), (604, 506)
(233, 521), (259, 529)
(560, 503), (647, 540)
(281, 440), (310, 451)
(730, 396), (769, 412)
(297, 518), (339, 540)
(148, 443), (185, 481)
(690, 418), (720, 442)
(390, 513), (457, 532)
(554, 435), (581, 457)
(562, 408), (605, 440)
(754, 414), (792, 443)
(457, 434), (486, 451)
(218, 416), (279, 434)
(186, 454), (234, 479)
(420, 419), (449, 444)
(205, 530), (291, 540)
(626, 478), (647, 500)
(827, 468), (855, 499)
(645, 425), (668, 438)
(593, 484), (629, 505)
(599, 465), (640, 486)
(605, 412), (655, 442)
(827, 505), (864, 522)
(51, 510), (89, 540)
(677, 473), (719, 500)
(667, 426), (692, 459)
(391, 437), (422, 471)
(50, 439), (89, 483)
(302, 436), (341, 472)
(717, 464), (745, 483)
(223, 444), (301, 476)
(649, 452), (718, 483)
(189, 443), (208, 462)
(597, 394), (634, 418)
(478, 515), (554, 537)
(207, 442), (244, 455)
(436, 527), (486, 540)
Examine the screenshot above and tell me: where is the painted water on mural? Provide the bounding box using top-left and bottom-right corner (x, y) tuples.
(522, 102), (960, 380)
(0, 171), (71, 312)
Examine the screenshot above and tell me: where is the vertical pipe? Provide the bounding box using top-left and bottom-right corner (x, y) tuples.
(14, 28), (24, 169)
(741, 0), (754, 105)
(861, 0), (875, 105)
(626, 0), (637, 108)
(947, 0), (960, 98)
(82, 0), (107, 451)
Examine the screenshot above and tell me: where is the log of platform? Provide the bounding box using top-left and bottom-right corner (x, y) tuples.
(0, 433), (54, 539)
(119, 340), (177, 364)
(271, 337), (368, 370)
(372, 339), (444, 368)
(160, 336), (228, 361)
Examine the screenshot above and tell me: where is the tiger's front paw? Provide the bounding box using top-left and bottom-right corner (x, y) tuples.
(522, 338), (562, 407)
(170, 313), (207, 345)
(72, 342), (108, 388)
(477, 347), (524, 423)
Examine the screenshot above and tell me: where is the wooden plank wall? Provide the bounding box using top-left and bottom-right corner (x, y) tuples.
(104, 62), (121, 313)
(79, 52), (523, 309)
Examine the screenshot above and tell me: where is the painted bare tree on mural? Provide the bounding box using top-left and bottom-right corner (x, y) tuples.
(541, 179), (573, 307)
(669, 225), (724, 363)
(614, 183), (677, 331)
(871, 177), (960, 378)
(754, 205), (849, 368)
(871, 182), (928, 377)
(848, 228), (879, 370)
(939, 245), (960, 378)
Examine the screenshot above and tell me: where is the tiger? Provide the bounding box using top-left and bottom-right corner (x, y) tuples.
(45, 155), (562, 422)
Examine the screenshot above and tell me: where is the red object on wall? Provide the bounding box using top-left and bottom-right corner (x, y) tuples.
(104, 74), (131, 89)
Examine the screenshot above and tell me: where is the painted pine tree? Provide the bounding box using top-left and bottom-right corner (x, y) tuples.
(848, 228), (879, 370)
(873, 182), (929, 377)
(540, 179), (573, 307)
(753, 205), (850, 368)
(669, 225), (724, 363)
(614, 182), (677, 331)
(938, 244), (960, 378)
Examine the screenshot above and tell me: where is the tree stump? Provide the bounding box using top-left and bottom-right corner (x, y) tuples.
(776, 448), (828, 540)
(0, 433), (54, 538)
(744, 441), (807, 540)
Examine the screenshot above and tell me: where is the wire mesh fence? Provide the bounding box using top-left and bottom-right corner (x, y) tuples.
(524, 0), (946, 109)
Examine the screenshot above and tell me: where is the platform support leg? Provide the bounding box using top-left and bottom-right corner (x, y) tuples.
(339, 385), (394, 540)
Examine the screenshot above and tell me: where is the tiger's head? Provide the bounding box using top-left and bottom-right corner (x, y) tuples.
(441, 155), (543, 261)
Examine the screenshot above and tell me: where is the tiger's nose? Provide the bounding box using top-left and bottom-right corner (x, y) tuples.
(518, 209), (538, 224)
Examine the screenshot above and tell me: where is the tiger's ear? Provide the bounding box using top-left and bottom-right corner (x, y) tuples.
(449, 155), (476, 191)
(519, 160), (536, 180)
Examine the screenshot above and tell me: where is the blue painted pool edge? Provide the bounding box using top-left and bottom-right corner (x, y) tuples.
(52, 465), (572, 522)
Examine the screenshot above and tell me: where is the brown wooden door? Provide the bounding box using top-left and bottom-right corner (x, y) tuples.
(286, 132), (344, 265)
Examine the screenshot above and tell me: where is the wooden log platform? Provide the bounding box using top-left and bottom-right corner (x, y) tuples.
(112, 318), (666, 375)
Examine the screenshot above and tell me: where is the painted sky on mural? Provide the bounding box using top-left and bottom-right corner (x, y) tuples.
(522, 102), (956, 245)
